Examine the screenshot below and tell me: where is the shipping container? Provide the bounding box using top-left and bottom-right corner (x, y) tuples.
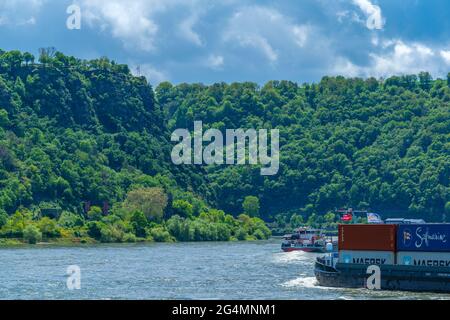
(339, 250), (395, 265)
(397, 252), (450, 268)
(338, 224), (397, 251)
(397, 224), (450, 252)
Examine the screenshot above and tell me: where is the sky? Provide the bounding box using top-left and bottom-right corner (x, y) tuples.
(0, 0), (449, 86)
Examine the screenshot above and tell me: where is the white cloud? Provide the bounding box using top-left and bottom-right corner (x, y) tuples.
(371, 35), (380, 46)
(237, 34), (278, 63)
(336, 10), (365, 25)
(352, 0), (385, 30)
(223, 6), (310, 63)
(292, 26), (309, 48)
(441, 50), (450, 65)
(336, 11), (348, 23)
(206, 54), (224, 70)
(179, 13), (203, 46)
(82, 0), (163, 52)
(18, 17), (37, 26)
(81, 0), (206, 52)
(369, 41), (437, 76)
(0, 0), (45, 9)
(333, 57), (362, 77)
(0, 0), (44, 26)
(333, 40), (450, 79)
(132, 63), (169, 85)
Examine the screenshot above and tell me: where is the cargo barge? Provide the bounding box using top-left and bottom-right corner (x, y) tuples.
(315, 255), (450, 293)
(314, 223), (450, 293)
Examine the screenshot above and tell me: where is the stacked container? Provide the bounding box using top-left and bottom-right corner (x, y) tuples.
(397, 224), (450, 267)
(338, 224), (397, 265)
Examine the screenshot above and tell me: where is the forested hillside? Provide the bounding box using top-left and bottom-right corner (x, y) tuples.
(0, 49), (270, 244)
(0, 49), (449, 245)
(0, 49), (210, 212)
(157, 74), (450, 222)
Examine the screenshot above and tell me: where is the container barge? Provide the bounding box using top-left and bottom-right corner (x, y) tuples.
(314, 223), (450, 293)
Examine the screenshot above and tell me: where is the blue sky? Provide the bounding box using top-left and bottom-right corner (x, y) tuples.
(0, 0), (449, 86)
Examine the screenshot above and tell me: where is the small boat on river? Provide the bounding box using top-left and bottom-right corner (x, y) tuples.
(281, 227), (336, 253)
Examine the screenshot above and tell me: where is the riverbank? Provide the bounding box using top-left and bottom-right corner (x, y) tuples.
(0, 234), (271, 248)
(0, 237), (96, 247)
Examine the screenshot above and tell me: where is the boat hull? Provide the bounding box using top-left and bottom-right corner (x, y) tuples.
(315, 261), (450, 293)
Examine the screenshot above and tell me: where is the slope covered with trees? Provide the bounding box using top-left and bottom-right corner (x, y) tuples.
(0, 49), (449, 245)
(157, 74), (450, 223)
(0, 49), (270, 244)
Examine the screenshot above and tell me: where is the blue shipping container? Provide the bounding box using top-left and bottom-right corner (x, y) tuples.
(397, 224), (450, 252)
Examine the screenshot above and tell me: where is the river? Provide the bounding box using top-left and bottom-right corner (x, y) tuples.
(1, 239), (449, 300)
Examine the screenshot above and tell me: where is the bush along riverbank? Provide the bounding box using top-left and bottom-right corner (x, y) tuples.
(0, 188), (271, 245)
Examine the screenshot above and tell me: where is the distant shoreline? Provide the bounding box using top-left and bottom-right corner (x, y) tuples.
(0, 237), (274, 248)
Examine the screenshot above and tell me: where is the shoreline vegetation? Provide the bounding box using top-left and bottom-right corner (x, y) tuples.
(0, 190), (271, 246)
(0, 49), (449, 247)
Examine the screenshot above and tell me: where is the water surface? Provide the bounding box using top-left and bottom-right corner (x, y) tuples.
(1, 240), (449, 300)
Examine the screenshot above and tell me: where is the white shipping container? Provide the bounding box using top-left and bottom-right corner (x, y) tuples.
(339, 250), (395, 265)
(397, 252), (450, 267)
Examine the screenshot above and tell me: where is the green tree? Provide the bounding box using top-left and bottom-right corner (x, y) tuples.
(3, 50), (23, 71)
(289, 214), (304, 228)
(130, 211), (148, 238)
(149, 226), (172, 242)
(87, 206), (103, 221)
(23, 225), (42, 244)
(166, 215), (190, 241)
(87, 221), (103, 240)
(172, 200), (194, 218)
(307, 213), (318, 227)
(275, 214), (287, 228)
(445, 202), (450, 217)
(14, 77), (25, 96)
(0, 209), (8, 228)
(323, 212), (337, 228)
(235, 228), (247, 241)
(23, 52), (35, 66)
(58, 212), (84, 228)
(0, 109), (10, 127)
(123, 188), (168, 222)
(418, 71), (432, 91)
(1, 211), (30, 238)
(38, 217), (60, 238)
(38, 47), (56, 66)
(242, 196), (260, 217)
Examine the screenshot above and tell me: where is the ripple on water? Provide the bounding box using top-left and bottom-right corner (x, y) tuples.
(272, 251), (313, 264)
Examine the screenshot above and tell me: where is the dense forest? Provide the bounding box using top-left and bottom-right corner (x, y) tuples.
(0, 49), (449, 243)
(157, 72), (450, 224)
(0, 49), (270, 244)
